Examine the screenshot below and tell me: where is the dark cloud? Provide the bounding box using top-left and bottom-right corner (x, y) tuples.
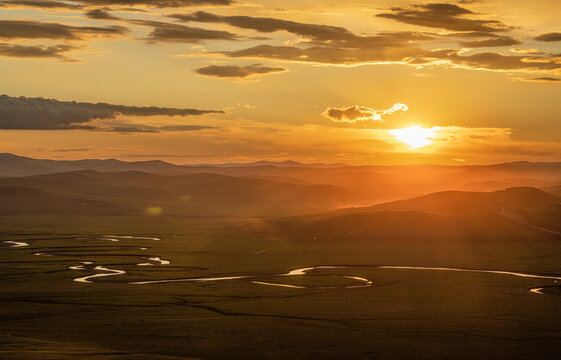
(0, 43), (78, 60)
(534, 32), (561, 42)
(129, 20), (237, 42)
(171, 11), (433, 47)
(419, 49), (561, 72)
(322, 103), (408, 123)
(170, 11), (358, 42)
(0, 0), (82, 9)
(103, 124), (215, 133)
(195, 63), (287, 78)
(85, 8), (121, 20)
(513, 77), (561, 83)
(444, 31), (501, 38)
(377, 3), (510, 33)
(461, 36), (521, 48)
(322, 106), (378, 123)
(69, 0), (234, 7)
(0, 20), (127, 40)
(220, 44), (425, 65)
(0, 95), (223, 130)
(171, 11), (434, 65)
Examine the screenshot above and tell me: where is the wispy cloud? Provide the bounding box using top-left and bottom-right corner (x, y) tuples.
(376, 3), (510, 33)
(72, 0), (234, 7)
(511, 77), (561, 83)
(195, 63), (287, 78)
(128, 19), (238, 43)
(0, 43), (80, 61)
(0, 0), (83, 10)
(461, 36), (520, 48)
(0, 19), (128, 40)
(416, 49), (561, 72)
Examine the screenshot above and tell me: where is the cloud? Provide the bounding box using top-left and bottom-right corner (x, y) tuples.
(170, 13), (434, 66)
(0, 0), (83, 9)
(376, 3), (510, 33)
(171, 11), (433, 46)
(0, 95), (224, 130)
(195, 63), (287, 78)
(0, 20), (127, 40)
(85, 8), (121, 20)
(443, 31), (501, 38)
(512, 77), (561, 83)
(165, 11), (437, 67)
(101, 124), (215, 133)
(461, 36), (521, 48)
(534, 32), (561, 42)
(322, 103), (408, 123)
(510, 48), (544, 55)
(129, 20), (237, 43)
(0, 43), (79, 60)
(170, 11), (359, 42)
(70, 0), (234, 7)
(220, 44), (425, 66)
(418, 49), (561, 72)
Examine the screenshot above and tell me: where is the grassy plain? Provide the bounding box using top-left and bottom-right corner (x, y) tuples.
(1, 214), (561, 359)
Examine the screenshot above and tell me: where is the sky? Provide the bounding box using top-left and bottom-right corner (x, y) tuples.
(0, 0), (560, 165)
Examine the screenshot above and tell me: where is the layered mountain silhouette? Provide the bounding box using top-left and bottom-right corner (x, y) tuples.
(2, 153), (561, 204)
(1, 154), (560, 223)
(0, 170), (354, 216)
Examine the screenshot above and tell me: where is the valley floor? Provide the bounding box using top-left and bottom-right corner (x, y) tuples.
(1, 215), (561, 359)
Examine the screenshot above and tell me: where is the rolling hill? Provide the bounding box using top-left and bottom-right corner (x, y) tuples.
(0, 170), (357, 216)
(272, 187), (561, 242)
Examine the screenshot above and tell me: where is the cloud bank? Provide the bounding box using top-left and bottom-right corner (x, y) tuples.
(0, 95), (223, 131)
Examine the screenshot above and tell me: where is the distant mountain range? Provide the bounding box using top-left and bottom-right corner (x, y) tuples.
(0, 169), (355, 216)
(186, 160), (348, 168)
(1, 153), (561, 218)
(0, 153), (347, 177)
(1, 153), (560, 204)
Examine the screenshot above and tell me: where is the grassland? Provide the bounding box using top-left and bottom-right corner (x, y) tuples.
(2, 213), (561, 359)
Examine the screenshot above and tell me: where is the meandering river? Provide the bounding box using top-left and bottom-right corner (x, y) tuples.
(2, 234), (560, 295)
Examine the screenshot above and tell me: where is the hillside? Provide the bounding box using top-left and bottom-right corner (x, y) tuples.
(0, 170), (356, 216)
(0, 186), (123, 215)
(273, 187), (561, 242)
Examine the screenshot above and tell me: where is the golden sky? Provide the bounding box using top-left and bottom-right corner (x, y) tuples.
(0, 0), (560, 164)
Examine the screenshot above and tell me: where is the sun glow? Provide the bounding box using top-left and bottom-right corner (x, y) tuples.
(389, 125), (439, 149)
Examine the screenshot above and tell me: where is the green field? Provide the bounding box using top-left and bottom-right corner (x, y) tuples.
(2, 214), (561, 359)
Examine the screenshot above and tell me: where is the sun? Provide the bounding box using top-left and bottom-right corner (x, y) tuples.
(389, 125), (439, 149)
